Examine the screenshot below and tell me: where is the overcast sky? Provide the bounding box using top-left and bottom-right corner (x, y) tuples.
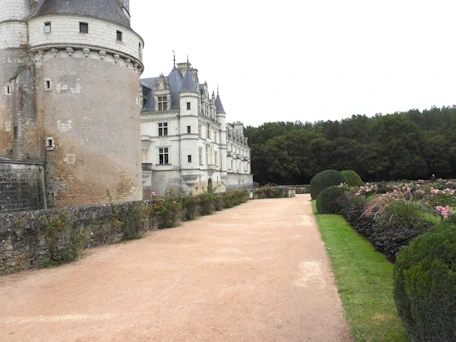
(131, 0), (456, 127)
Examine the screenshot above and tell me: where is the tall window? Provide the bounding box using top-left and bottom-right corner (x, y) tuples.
(158, 96), (167, 111)
(207, 124), (210, 139)
(187, 102), (191, 110)
(199, 147), (203, 165)
(187, 126), (191, 134)
(79, 22), (89, 33)
(44, 22), (51, 33)
(205, 146), (209, 165)
(188, 155), (192, 163)
(198, 125), (202, 137)
(159, 147), (169, 164)
(116, 30), (123, 41)
(214, 151), (218, 167)
(214, 131), (217, 143)
(158, 122), (168, 136)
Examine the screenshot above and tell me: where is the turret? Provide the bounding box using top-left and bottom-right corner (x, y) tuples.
(0, 0), (146, 207)
(179, 67), (199, 169)
(216, 89), (228, 176)
(0, 0), (36, 160)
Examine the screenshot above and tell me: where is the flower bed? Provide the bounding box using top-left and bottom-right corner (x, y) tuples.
(337, 178), (456, 262)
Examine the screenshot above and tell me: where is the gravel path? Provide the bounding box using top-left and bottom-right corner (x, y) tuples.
(0, 194), (352, 341)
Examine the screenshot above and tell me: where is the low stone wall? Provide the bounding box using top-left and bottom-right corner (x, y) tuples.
(254, 186), (296, 199)
(0, 189), (250, 275)
(0, 160), (46, 213)
(0, 201), (152, 275)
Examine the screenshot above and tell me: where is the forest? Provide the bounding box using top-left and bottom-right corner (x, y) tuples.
(243, 106), (456, 185)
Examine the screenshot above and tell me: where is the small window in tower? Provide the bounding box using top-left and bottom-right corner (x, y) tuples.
(188, 155), (192, 163)
(116, 30), (123, 41)
(79, 22), (89, 34)
(44, 22), (51, 33)
(5, 84), (11, 95)
(187, 102), (191, 110)
(13, 126), (18, 140)
(44, 79), (52, 91)
(46, 137), (55, 151)
(187, 126), (191, 134)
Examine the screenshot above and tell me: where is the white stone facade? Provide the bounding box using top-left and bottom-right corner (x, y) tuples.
(140, 63), (253, 196)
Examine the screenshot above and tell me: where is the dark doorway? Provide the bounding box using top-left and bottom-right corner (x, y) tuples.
(208, 178), (213, 192)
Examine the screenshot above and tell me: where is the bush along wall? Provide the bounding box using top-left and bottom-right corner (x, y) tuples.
(0, 190), (249, 275)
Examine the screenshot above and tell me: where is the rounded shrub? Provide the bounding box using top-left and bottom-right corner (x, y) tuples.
(310, 170), (344, 200)
(316, 186), (345, 214)
(393, 223), (456, 341)
(340, 170), (363, 187)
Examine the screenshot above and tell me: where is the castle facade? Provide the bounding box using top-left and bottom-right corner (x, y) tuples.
(0, 0), (144, 207)
(140, 62), (253, 196)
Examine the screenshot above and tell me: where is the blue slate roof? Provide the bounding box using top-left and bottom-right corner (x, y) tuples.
(179, 68), (197, 93)
(33, 0), (130, 28)
(215, 94), (226, 114)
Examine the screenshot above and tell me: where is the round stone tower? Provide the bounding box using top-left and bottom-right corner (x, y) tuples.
(0, 0), (39, 160)
(1, 0), (145, 207)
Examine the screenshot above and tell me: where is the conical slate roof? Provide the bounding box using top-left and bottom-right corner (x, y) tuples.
(168, 67), (184, 109)
(142, 89), (155, 112)
(179, 69), (197, 93)
(215, 94), (226, 114)
(33, 0), (130, 28)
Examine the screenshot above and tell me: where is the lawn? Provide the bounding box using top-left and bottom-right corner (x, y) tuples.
(312, 201), (408, 342)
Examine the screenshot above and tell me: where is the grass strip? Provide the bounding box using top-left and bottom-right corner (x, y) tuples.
(311, 201), (408, 342)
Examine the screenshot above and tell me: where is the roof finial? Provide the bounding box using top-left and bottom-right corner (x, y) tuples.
(187, 54), (190, 68)
(217, 85), (219, 96)
(172, 50), (175, 67)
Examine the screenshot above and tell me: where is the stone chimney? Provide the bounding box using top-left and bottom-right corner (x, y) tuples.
(234, 121), (244, 135)
(177, 62), (191, 77)
(191, 68), (199, 85)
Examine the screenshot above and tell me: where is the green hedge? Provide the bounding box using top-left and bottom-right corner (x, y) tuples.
(341, 170), (363, 187)
(316, 186), (345, 214)
(310, 170), (345, 200)
(393, 222), (456, 341)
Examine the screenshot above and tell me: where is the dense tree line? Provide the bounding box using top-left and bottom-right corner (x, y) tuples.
(243, 106), (456, 185)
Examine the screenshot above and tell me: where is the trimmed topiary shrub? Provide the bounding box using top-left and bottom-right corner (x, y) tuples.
(316, 186), (345, 214)
(341, 170), (363, 187)
(310, 170), (344, 200)
(393, 222), (456, 341)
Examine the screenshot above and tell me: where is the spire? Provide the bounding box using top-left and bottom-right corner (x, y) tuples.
(215, 88), (226, 114)
(179, 66), (197, 93)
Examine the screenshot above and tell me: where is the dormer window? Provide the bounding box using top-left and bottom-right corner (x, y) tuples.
(116, 30), (123, 41)
(44, 22), (51, 33)
(79, 22), (89, 34)
(158, 96), (167, 111)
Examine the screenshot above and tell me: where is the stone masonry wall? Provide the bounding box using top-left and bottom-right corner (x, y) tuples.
(0, 200), (151, 274)
(0, 161), (46, 213)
